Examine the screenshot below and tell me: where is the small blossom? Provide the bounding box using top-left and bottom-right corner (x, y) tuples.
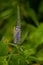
(14, 5), (21, 44)
(14, 25), (21, 44)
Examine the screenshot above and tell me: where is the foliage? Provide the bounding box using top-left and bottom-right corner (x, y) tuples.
(0, 0), (43, 65)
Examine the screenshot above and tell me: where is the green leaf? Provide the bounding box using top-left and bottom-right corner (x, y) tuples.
(0, 41), (8, 56)
(27, 9), (39, 26)
(1, 16), (17, 43)
(27, 23), (43, 49)
(21, 6), (39, 26)
(21, 25), (29, 43)
(0, 9), (13, 19)
(8, 54), (27, 65)
(36, 48), (43, 61)
(0, 57), (8, 65)
(21, 23), (36, 44)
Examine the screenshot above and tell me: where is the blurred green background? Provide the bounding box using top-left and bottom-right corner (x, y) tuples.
(0, 0), (43, 65)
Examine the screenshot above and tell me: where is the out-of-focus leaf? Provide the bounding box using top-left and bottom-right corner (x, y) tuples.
(36, 48), (43, 61)
(32, 64), (40, 65)
(1, 15), (17, 43)
(27, 23), (43, 49)
(0, 57), (8, 65)
(1, 4), (17, 43)
(8, 54), (27, 65)
(21, 24), (36, 49)
(38, 1), (43, 13)
(0, 41), (8, 56)
(27, 24), (36, 34)
(21, 23), (36, 44)
(0, 9), (13, 19)
(21, 6), (39, 26)
(21, 24), (29, 43)
(24, 49), (35, 58)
